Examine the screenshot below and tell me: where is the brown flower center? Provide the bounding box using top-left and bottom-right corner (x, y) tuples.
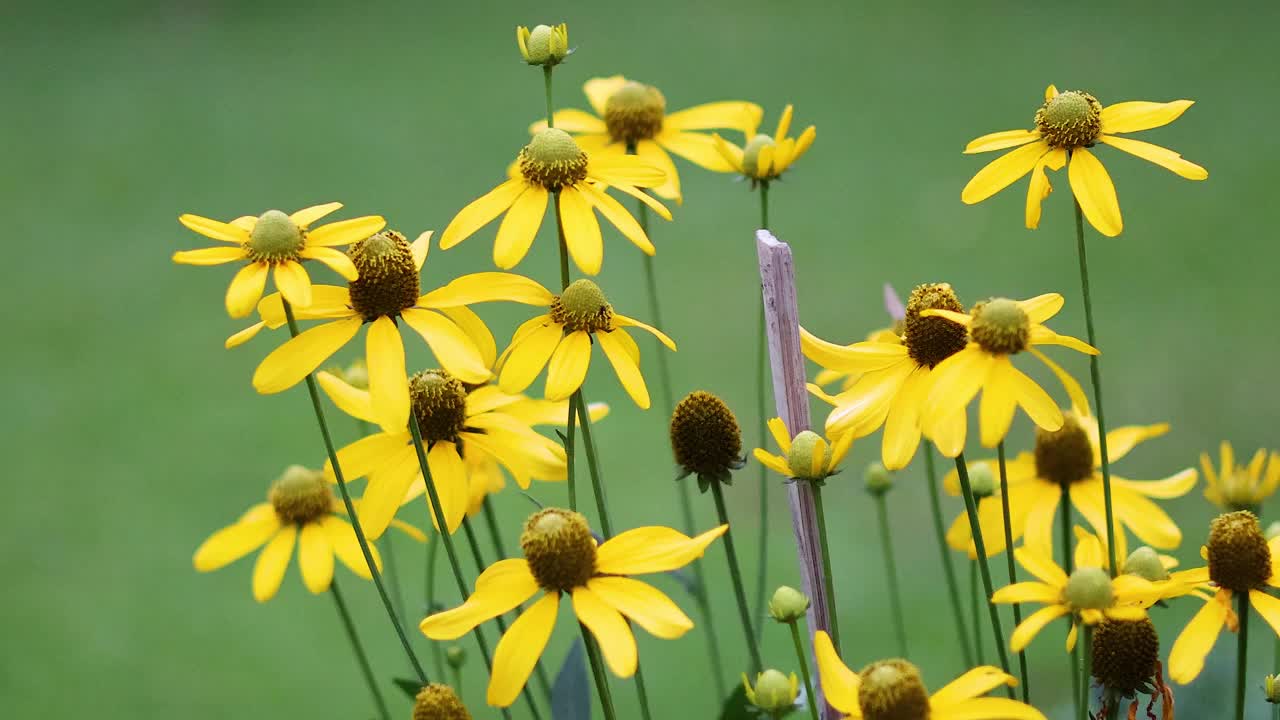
(520, 508), (597, 592)
(603, 81), (666, 147)
(268, 465), (333, 524)
(858, 659), (931, 720)
(1034, 412), (1095, 485)
(347, 230), (420, 321)
(1092, 617), (1160, 694)
(903, 283), (967, 368)
(670, 391), (743, 480)
(969, 298), (1029, 355)
(409, 369), (468, 443)
(1208, 511), (1273, 592)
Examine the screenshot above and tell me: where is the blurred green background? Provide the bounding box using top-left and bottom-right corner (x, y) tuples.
(5, 0), (1277, 717)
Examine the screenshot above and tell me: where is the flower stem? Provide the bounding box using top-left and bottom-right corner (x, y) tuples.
(580, 624), (618, 720)
(1062, 487), (1080, 718)
(566, 393), (579, 511)
(811, 484), (842, 655)
(425, 534), (445, 681)
(754, 180), (772, 642)
(970, 560), (984, 664)
(481, 496), (508, 560)
(873, 491), (908, 657)
(281, 301), (426, 683)
(1239, 591), (1251, 720)
(554, 191), (571, 290)
(709, 480), (765, 673)
(997, 442), (1030, 702)
(330, 578), (391, 720)
(788, 621), (821, 720)
(1072, 199), (1118, 576)
(542, 66), (554, 128)
(1079, 624), (1093, 720)
(924, 446), (975, 667)
(953, 453), (1014, 697)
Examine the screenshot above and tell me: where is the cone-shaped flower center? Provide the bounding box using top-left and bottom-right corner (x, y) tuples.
(268, 465), (333, 524)
(670, 391), (743, 478)
(1092, 617), (1159, 693)
(1034, 412), (1094, 485)
(786, 430), (831, 480)
(604, 81), (666, 146)
(1123, 547), (1169, 582)
(970, 298), (1030, 355)
(247, 209), (305, 262)
(904, 283), (968, 368)
(520, 128), (589, 190)
(858, 659), (931, 720)
(550, 279), (613, 332)
(1063, 567), (1114, 610)
(412, 683), (472, 720)
(1035, 90), (1102, 149)
(742, 134), (775, 177)
(520, 508), (597, 592)
(347, 230), (420, 321)
(1207, 510), (1272, 592)
(409, 369), (468, 444)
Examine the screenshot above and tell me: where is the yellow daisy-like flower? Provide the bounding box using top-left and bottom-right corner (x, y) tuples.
(174, 203), (383, 318)
(801, 283), (971, 470)
(992, 540), (1161, 653)
(246, 231), (551, 432)
(944, 357), (1196, 558)
(1167, 511), (1280, 684)
(192, 465), (424, 602)
(813, 630), (1046, 720)
(753, 417), (854, 483)
(961, 85), (1207, 237)
(531, 75), (763, 202)
(420, 508), (726, 707)
(317, 368), (568, 539)
(1201, 441), (1280, 512)
(712, 105), (816, 185)
(439, 128), (670, 275)
(515, 23), (568, 66)
(497, 278), (675, 408)
(922, 293), (1097, 448)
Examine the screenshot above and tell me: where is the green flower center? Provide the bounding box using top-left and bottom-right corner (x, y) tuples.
(1034, 412), (1095, 485)
(603, 81), (666, 146)
(669, 390), (743, 479)
(742, 134), (776, 177)
(247, 210), (305, 263)
(1208, 510), (1273, 592)
(521, 508), (597, 592)
(550, 279), (613, 332)
(347, 230), (420, 321)
(268, 465), (333, 524)
(903, 282), (968, 368)
(858, 659), (931, 720)
(519, 128), (589, 190)
(969, 298), (1030, 355)
(1063, 567), (1114, 610)
(1034, 90), (1102, 149)
(786, 430), (831, 480)
(410, 369), (469, 443)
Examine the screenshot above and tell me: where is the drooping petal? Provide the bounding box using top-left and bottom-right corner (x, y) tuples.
(172, 246), (247, 265)
(1111, 485), (1183, 549)
(963, 128), (1042, 154)
(799, 330), (908, 373)
(1112, 468), (1196, 500)
(558, 186), (604, 275)
(1168, 592), (1228, 684)
(493, 185), (549, 269)
(419, 272), (555, 308)
(572, 586), (638, 677)
(298, 522), (335, 593)
(194, 514), (282, 571)
(421, 558), (540, 640)
(612, 314), (676, 350)
(1067, 147), (1123, 237)
(498, 322), (562, 393)
(545, 330), (593, 401)
(322, 515), (381, 578)
(925, 347), (995, 421)
(366, 316), (410, 432)
(1100, 135), (1208, 180)
(587, 576), (693, 639)
(486, 592), (560, 707)
(439, 179), (526, 250)
(252, 525), (297, 602)
(1017, 293), (1065, 325)
(400, 308), (491, 384)
(357, 446), (421, 539)
(597, 330), (649, 408)
(252, 316), (363, 393)
(978, 357), (1019, 447)
(579, 182), (655, 255)
(439, 306), (497, 370)
(324, 431), (413, 482)
(226, 262), (270, 318)
(933, 697), (1047, 720)
(307, 215), (386, 247)
(587, 154), (667, 189)
(1099, 99), (1195, 134)
(273, 261), (313, 308)
(881, 365), (929, 470)
(991, 581), (1062, 605)
(595, 524), (727, 575)
(657, 130), (736, 172)
(813, 630), (861, 715)
(961, 141), (1049, 204)
(1007, 364), (1064, 433)
(1014, 546), (1068, 586)
(315, 369), (377, 428)
(825, 359), (915, 438)
(1028, 325), (1099, 355)
(428, 441), (469, 533)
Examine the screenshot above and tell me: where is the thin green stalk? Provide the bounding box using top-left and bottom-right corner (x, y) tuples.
(1072, 199), (1118, 576)
(873, 492), (908, 657)
(1239, 591), (1251, 720)
(425, 533), (445, 681)
(997, 443), (1030, 702)
(281, 302), (426, 683)
(811, 484), (842, 653)
(953, 454), (1014, 697)
(481, 496), (508, 560)
(754, 181), (771, 642)
(925, 447), (975, 667)
(970, 560), (984, 664)
(406, 412), (519, 720)
(542, 66), (554, 128)
(1063, 488), (1080, 718)
(450, 664), (463, 697)
(1079, 625), (1093, 720)
(330, 579), (391, 720)
(709, 480), (764, 673)
(581, 625), (618, 720)
(788, 621), (821, 720)
(566, 393), (579, 511)
(554, 192), (571, 290)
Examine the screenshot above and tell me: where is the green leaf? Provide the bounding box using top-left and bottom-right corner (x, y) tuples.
(719, 685), (758, 720)
(552, 638), (591, 720)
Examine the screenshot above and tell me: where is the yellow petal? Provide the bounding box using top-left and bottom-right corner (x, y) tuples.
(991, 581), (1061, 605)
(587, 154), (667, 189)
(194, 514), (281, 571)
(439, 305), (497, 370)
(826, 360), (914, 438)
(572, 586), (638, 677)
(1045, 85), (1058, 101)
(419, 272), (555, 308)
(290, 202), (342, 228)
(252, 316), (363, 393)
(1100, 135), (1208, 180)
(606, 180), (672, 221)
(357, 446), (420, 539)
(933, 698), (1047, 720)
(767, 417), (792, 454)
(1099, 99), (1195, 134)
(274, 261), (313, 308)
(813, 630), (861, 714)
(961, 141), (1049, 204)
(664, 101), (762, 132)
(925, 347), (994, 421)
(1027, 348), (1088, 415)
(558, 186), (604, 275)
(172, 246), (246, 265)
(226, 262), (270, 318)
(439, 179), (525, 250)
(366, 316), (410, 432)
(978, 357), (1019, 447)
(1112, 468), (1196, 500)
(1111, 485), (1182, 549)
(545, 330), (592, 401)
(597, 330), (649, 408)
(929, 666), (1016, 707)
(963, 128), (1041, 154)
(587, 576), (693, 639)
(422, 557), (540, 640)
(1014, 546), (1068, 586)
(411, 230), (432, 271)
(1028, 325), (1098, 355)
(487, 592), (560, 707)
(1252, 590), (1280, 636)
(1008, 364), (1064, 432)
(612, 314), (676, 350)
(498, 322), (562, 393)
(658, 130), (736, 172)
(774, 104), (794, 140)
(799, 329), (908, 373)
(711, 133), (744, 171)
(1168, 592), (1228, 684)
(584, 75), (628, 115)
(252, 526), (296, 602)
(493, 185), (549, 269)
(299, 246), (359, 281)
(596, 524), (727, 575)
(298, 521), (334, 593)
(545, 108), (608, 133)
(633, 140), (681, 201)
(1067, 147), (1123, 237)
(400, 308), (490, 384)
(258, 285), (353, 326)
(881, 366), (929, 470)
(1009, 604), (1069, 652)
(317, 371), (378, 425)
(322, 515), (380, 578)
(307, 215), (386, 247)
(428, 441), (469, 533)
(179, 213), (251, 243)
(579, 182), (655, 256)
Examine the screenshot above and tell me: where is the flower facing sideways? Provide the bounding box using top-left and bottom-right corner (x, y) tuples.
(713, 105), (816, 186)
(754, 417), (853, 484)
(1200, 441), (1280, 512)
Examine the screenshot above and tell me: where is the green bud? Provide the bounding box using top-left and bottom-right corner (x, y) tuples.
(968, 463), (996, 498)
(1266, 674), (1280, 704)
(1063, 567), (1114, 610)
(1122, 546), (1169, 582)
(864, 461), (892, 494)
(786, 430), (830, 481)
(743, 669), (798, 714)
(517, 24), (569, 66)
(446, 645), (467, 669)
(768, 585), (810, 623)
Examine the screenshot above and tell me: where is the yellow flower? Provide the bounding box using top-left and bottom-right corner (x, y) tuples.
(753, 417), (853, 483)
(174, 203), (382, 318)
(1201, 441), (1280, 511)
(439, 128), (670, 275)
(742, 670), (800, 715)
(516, 23), (569, 66)
(922, 294), (1096, 447)
(531, 75), (762, 202)
(992, 540), (1161, 653)
(317, 368), (568, 538)
(246, 231), (551, 432)
(497, 278), (675, 408)
(813, 630), (1045, 720)
(944, 358), (1196, 558)
(961, 85), (1207, 237)
(192, 465), (424, 602)
(420, 508), (726, 707)
(712, 104), (816, 185)
(813, 326), (902, 393)
(1167, 512), (1280, 683)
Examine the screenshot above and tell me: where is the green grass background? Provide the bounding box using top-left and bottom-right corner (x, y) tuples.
(5, 0), (1277, 717)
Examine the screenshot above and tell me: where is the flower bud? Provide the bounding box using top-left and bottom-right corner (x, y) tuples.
(864, 461), (892, 495)
(1266, 674), (1280, 704)
(968, 463), (996, 498)
(743, 669), (799, 714)
(517, 24), (569, 66)
(1122, 546), (1169, 582)
(768, 585), (810, 623)
(446, 645), (467, 669)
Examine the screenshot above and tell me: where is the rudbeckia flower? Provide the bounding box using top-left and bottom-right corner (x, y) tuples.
(497, 278), (675, 408)
(753, 418), (853, 483)
(193, 465), (423, 602)
(531, 75), (763, 201)
(317, 367), (568, 538)
(922, 293), (1096, 447)
(420, 508), (726, 707)
(248, 230), (551, 431)
(712, 105), (816, 185)
(1200, 441), (1280, 512)
(944, 356), (1196, 558)
(813, 630), (1046, 720)
(439, 128), (670, 275)
(961, 85), (1207, 237)
(174, 203), (382, 317)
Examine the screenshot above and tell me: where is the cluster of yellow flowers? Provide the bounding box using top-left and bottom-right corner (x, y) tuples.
(172, 19), (1277, 720)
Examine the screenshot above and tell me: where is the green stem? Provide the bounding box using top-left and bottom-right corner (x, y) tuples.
(566, 391), (579, 511)
(953, 454), (1014, 697)
(754, 181), (771, 644)
(788, 621), (821, 720)
(554, 192), (571, 291)
(425, 533), (446, 681)
(581, 625), (618, 720)
(709, 480), (764, 673)
(330, 579), (391, 720)
(1072, 199), (1118, 576)
(970, 560), (984, 664)
(1239, 591), (1251, 720)
(1079, 625), (1093, 720)
(760, 181), (770, 229)
(873, 492), (908, 657)
(481, 496), (508, 560)
(450, 664), (463, 697)
(812, 484), (842, 654)
(1063, 487), (1080, 718)
(281, 302), (426, 682)
(925, 447), (975, 667)
(542, 66), (554, 128)
(997, 443), (1030, 702)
